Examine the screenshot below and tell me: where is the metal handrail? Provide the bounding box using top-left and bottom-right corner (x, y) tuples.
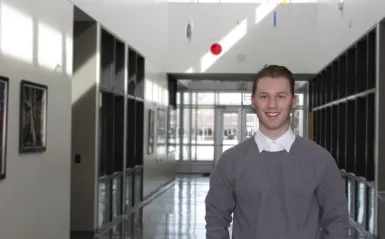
(98, 171), (123, 183)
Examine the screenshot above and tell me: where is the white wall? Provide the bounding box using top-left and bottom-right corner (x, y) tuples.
(70, 0), (168, 71)
(317, 0), (385, 71)
(143, 60), (176, 197)
(167, 3), (319, 74)
(0, 0), (73, 239)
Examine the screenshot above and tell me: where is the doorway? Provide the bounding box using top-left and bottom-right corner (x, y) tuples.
(214, 106), (258, 164)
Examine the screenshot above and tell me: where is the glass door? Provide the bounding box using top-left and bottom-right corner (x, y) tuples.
(214, 106), (259, 164)
(214, 106), (241, 164)
(241, 107), (258, 141)
(222, 111), (241, 153)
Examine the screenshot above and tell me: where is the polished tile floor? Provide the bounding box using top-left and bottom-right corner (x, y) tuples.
(117, 175), (370, 239)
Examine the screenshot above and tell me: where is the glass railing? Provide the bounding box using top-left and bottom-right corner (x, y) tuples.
(98, 172), (123, 229)
(341, 170), (375, 238)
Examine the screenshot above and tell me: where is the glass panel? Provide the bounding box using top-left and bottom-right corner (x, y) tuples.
(112, 176), (122, 218)
(168, 108), (177, 160)
(192, 108), (215, 144)
(191, 144), (196, 160)
(168, 108), (177, 144)
(182, 145), (191, 160)
(242, 93), (252, 106)
(196, 145), (215, 161)
(98, 181), (111, 227)
(223, 112), (239, 149)
(134, 169), (142, 205)
(367, 186), (375, 234)
(183, 92), (190, 104)
(133, 209), (143, 238)
(196, 92), (215, 105)
(123, 214), (134, 238)
(245, 112), (258, 139)
(290, 110), (304, 136)
(356, 181), (366, 226)
(191, 92), (197, 105)
(183, 108), (190, 144)
(156, 108), (167, 160)
(347, 178), (356, 218)
(223, 145), (234, 153)
(295, 93), (305, 106)
(176, 107), (181, 143)
(125, 172), (133, 210)
(218, 93), (242, 105)
(191, 108), (197, 144)
(176, 108), (181, 161)
(176, 92), (181, 105)
(111, 221), (122, 239)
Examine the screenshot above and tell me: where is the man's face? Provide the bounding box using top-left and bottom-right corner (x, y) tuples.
(251, 76), (297, 136)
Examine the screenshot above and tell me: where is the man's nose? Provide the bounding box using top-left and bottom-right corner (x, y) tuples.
(268, 98), (277, 108)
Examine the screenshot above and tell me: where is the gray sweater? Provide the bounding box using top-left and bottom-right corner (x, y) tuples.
(205, 135), (349, 239)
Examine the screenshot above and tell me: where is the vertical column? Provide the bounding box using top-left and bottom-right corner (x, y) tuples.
(375, 19), (385, 238)
(71, 20), (98, 232)
(122, 43), (128, 216)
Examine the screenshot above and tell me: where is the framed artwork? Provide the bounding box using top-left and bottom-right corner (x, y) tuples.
(147, 109), (154, 155)
(0, 76), (9, 180)
(19, 80), (48, 153)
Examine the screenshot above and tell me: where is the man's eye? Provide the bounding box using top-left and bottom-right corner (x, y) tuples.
(278, 95), (286, 99)
(260, 95), (267, 99)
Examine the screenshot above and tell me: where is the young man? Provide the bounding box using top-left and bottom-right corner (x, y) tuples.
(205, 65), (349, 239)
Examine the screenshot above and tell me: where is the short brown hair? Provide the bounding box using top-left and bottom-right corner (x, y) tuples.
(252, 65), (295, 96)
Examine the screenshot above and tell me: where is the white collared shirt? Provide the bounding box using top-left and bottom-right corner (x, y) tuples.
(254, 128), (296, 153)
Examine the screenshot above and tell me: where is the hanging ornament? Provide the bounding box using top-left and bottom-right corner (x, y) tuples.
(186, 18), (194, 42)
(210, 43), (222, 55)
(273, 11), (277, 27)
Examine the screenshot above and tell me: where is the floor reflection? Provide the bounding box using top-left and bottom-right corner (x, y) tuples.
(112, 175), (371, 239)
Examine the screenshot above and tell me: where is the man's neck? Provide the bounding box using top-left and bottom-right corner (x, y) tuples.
(259, 125), (291, 140)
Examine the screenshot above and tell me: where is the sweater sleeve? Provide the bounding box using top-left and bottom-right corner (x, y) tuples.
(316, 151), (350, 239)
(205, 152), (235, 239)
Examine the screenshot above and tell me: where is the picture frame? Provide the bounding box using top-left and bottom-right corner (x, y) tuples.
(147, 109), (154, 155)
(19, 80), (48, 153)
(0, 76), (9, 180)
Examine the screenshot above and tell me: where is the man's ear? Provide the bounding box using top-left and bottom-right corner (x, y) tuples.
(250, 95), (256, 109)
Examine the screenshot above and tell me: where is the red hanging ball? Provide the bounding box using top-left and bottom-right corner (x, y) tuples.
(210, 43), (222, 55)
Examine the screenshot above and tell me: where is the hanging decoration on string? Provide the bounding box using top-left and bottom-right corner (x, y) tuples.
(273, 10), (277, 27)
(186, 18), (194, 42)
(210, 43), (222, 55)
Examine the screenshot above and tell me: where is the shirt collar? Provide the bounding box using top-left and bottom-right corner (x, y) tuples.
(254, 128), (296, 153)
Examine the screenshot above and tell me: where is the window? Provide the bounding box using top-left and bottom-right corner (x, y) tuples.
(195, 92), (215, 105)
(218, 93), (242, 105)
(290, 110), (304, 136)
(296, 93), (305, 105)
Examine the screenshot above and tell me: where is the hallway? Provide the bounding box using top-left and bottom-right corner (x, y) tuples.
(128, 175), (369, 239)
